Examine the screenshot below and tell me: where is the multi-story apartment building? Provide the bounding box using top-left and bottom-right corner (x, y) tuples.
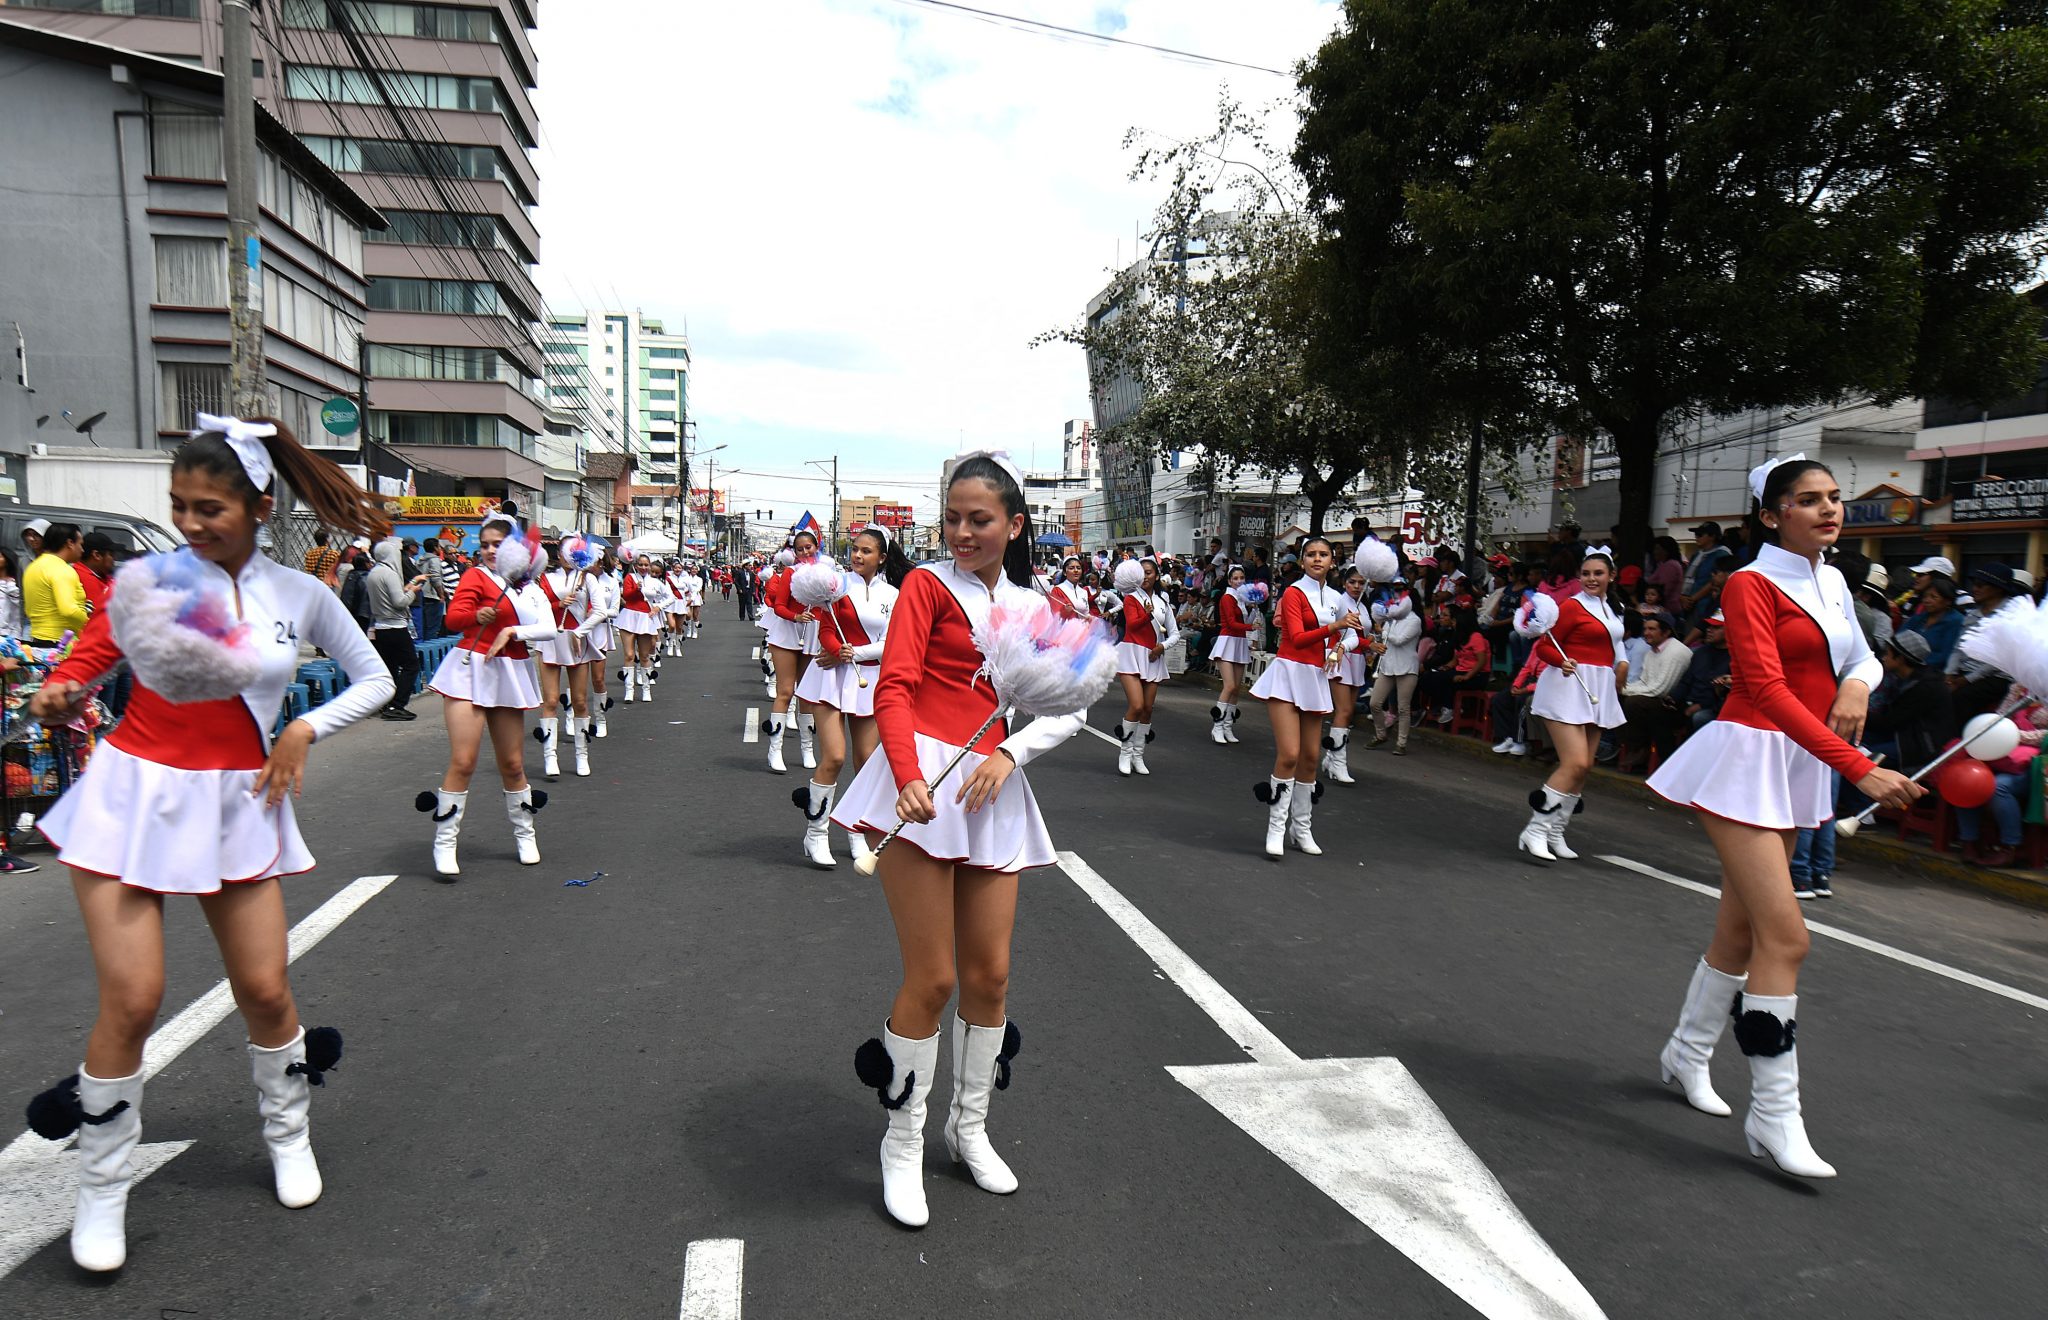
(543, 308), (690, 532)
(1, 0), (549, 506)
(0, 19), (380, 476)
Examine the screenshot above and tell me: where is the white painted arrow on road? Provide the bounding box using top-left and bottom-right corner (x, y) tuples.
(0, 874), (396, 1279)
(1058, 853), (1606, 1320)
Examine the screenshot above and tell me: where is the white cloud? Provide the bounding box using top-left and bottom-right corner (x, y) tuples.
(533, 0), (1343, 522)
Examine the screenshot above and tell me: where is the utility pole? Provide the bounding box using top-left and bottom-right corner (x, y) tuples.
(222, 0), (266, 417)
(831, 455), (840, 558)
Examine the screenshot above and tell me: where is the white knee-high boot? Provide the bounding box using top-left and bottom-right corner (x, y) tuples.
(765, 713), (788, 774)
(1130, 722), (1152, 775)
(1736, 994), (1834, 1177)
(537, 716), (559, 778)
(572, 717), (591, 777)
(47, 1068), (145, 1271)
(799, 780), (836, 867)
(1518, 785), (1568, 861)
(622, 664), (638, 702)
(504, 786), (543, 865)
(1116, 723), (1136, 776)
(419, 789), (465, 878)
(944, 1016), (1021, 1195)
(1211, 704), (1230, 744)
(1659, 958), (1745, 1117)
(593, 693), (610, 738)
(848, 826), (875, 866)
(1257, 777), (1291, 859)
(856, 1022), (941, 1228)
(1547, 791), (1583, 859)
(1222, 703), (1240, 743)
(797, 712), (817, 770)
(1287, 779), (1322, 854)
(1325, 728), (1355, 783)
(248, 1025), (338, 1208)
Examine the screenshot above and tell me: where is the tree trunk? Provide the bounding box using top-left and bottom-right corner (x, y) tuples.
(1610, 414), (1662, 572)
(1302, 462), (1360, 538)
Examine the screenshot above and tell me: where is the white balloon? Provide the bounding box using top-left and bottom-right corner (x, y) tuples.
(1961, 713), (2021, 762)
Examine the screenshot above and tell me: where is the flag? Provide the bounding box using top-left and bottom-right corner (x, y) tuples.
(792, 511), (820, 534)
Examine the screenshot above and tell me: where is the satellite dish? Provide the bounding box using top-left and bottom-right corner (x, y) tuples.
(34, 415), (49, 428)
(72, 411), (107, 436)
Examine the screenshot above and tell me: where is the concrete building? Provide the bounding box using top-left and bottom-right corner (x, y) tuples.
(543, 308), (689, 482)
(0, 19), (381, 481)
(1, 0), (549, 507)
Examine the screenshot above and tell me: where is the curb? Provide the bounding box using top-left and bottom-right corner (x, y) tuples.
(1166, 668), (2048, 910)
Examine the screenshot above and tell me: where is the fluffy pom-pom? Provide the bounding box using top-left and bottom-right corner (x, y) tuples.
(492, 533), (536, 586)
(993, 1020), (1022, 1090)
(1512, 589), (1560, 639)
(1354, 536), (1399, 583)
(1958, 603), (2048, 695)
(108, 549), (262, 704)
(854, 1038), (894, 1089)
(790, 558), (846, 608)
(414, 790), (437, 812)
(971, 599), (1119, 717)
(1237, 581), (1270, 608)
(25, 1075), (83, 1140)
(559, 534), (599, 571)
(1731, 996), (1796, 1057)
(285, 1026), (344, 1086)
(773, 548), (797, 568)
(1112, 560), (1145, 593)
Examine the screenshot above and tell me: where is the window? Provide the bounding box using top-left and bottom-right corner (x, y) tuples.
(366, 277), (497, 315)
(283, 1), (501, 46)
(649, 347), (687, 360)
(154, 237), (227, 306)
(285, 65), (514, 133)
(149, 111), (222, 179)
(649, 410), (676, 423)
(11, 0), (198, 14)
(367, 209), (503, 250)
(264, 268), (364, 366)
(605, 367), (615, 376)
(301, 136), (531, 206)
(159, 363), (229, 431)
(649, 369), (676, 382)
(648, 390), (675, 402)
(370, 410), (537, 458)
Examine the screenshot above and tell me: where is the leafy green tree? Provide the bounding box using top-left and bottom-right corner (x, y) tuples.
(1296, 0), (2048, 565)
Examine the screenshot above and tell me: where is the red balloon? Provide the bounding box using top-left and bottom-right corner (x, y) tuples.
(1938, 757), (1997, 809)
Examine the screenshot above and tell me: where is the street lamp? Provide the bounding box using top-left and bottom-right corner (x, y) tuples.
(684, 438), (727, 558)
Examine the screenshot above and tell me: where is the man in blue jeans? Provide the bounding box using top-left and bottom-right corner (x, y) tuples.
(1790, 793), (1838, 899)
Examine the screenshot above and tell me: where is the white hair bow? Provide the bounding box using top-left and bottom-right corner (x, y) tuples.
(193, 412), (275, 493)
(954, 447), (1026, 491)
(1750, 452), (1807, 502)
(1582, 543), (1615, 563)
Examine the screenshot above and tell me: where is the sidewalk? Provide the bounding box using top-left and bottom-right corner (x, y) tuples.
(1171, 666), (2048, 910)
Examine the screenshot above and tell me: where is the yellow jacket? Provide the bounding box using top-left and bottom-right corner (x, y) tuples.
(23, 552), (88, 641)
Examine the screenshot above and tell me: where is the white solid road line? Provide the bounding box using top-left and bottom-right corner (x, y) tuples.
(742, 707), (759, 743)
(0, 873), (398, 1279)
(1056, 852), (1607, 1320)
(679, 1238), (744, 1320)
(1600, 854), (2048, 1013)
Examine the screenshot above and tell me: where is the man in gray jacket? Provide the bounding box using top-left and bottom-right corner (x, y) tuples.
(367, 538), (425, 720)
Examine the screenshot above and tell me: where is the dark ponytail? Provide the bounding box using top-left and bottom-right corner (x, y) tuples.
(858, 526), (914, 588)
(948, 455), (1035, 588)
(1749, 458), (1834, 549)
(175, 416), (391, 540)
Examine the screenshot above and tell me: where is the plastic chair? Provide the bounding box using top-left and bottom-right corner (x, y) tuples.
(1452, 689), (1491, 739)
(295, 664), (335, 707)
(1896, 795), (1953, 852)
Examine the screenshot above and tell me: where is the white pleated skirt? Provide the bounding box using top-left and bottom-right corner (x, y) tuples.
(40, 743), (314, 894)
(583, 620), (615, 656)
(1647, 722), (1835, 829)
(795, 658), (878, 716)
(1116, 641), (1168, 683)
(429, 647), (541, 709)
(1250, 656), (1334, 714)
(1209, 634), (1250, 664)
(534, 630), (592, 668)
(1335, 653), (1368, 687)
(614, 608), (661, 637)
(831, 730), (1056, 873)
(763, 616), (806, 651)
(1529, 664), (1625, 729)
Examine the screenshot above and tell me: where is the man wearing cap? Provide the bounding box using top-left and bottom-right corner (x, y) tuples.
(1679, 521), (1730, 610)
(19, 517), (50, 562)
(1908, 554), (1956, 595)
(1675, 610), (1733, 731)
(1848, 558), (1894, 654)
(1948, 563), (2033, 717)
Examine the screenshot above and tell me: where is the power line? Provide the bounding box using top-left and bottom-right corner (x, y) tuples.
(882, 0), (1291, 77)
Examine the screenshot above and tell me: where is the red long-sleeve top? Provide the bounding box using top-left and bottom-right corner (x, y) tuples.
(445, 567), (532, 660)
(1121, 592), (1160, 648)
(1217, 593), (1249, 638)
(539, 572), (582, 629)
(1716, 571), (1876, 781)
(819, 595), (873, 656)
(1275, 580), (1344, 665)
(1532, 595), (1624, 670)
(874, 567), (1009, 788)
(1049, 581), (1089, 620)
(767, 570), (809, 623)
(50, 607), (265, 770)
(619, 572), (651, 615)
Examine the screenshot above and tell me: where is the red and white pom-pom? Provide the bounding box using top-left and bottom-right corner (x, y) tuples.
(493, 533), (538, 586)
(1112, 560), (1145, 593)
(791, 557), (846, 608)
(1513, 590), (1560, 639)
(973, 598), (1119, 717)
(772, 548), (797, 568)
(109, 549), (262, 704)
(1959, 604), (2048, 695)
(1353, 536), (1399, 583)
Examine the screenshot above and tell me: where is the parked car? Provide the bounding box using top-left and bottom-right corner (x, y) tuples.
(0, 503), (181, 564)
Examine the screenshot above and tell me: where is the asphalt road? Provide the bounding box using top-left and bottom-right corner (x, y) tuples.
(2, 606), (2045, 1319)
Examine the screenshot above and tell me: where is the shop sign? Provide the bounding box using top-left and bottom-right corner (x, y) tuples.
(1950, 477), (2048, 523)
(873, 502), (914, 529)
(388, 495), (500, 519)
(1843, 494), (1918, 528)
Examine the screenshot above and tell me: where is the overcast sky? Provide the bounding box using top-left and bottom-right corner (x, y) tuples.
(532, 0), (1343, 531)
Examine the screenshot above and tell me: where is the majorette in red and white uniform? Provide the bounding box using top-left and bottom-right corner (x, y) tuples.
(535, 566), (593, 668)
(582, 567), (619, 657)
(795, 567), (895, 719)
(1208, 584), (1254, 666)
(428, 564), (556, 709)
(1113, 587), (1179, 683)
(1529, 589), (1628, 730)
(831, 560), (1082, 872)
(614, 568), (661, 637)
(762, 563), (812, 652)
(40, 553), (394, 893)
(1048, 573), (1091, 622)
(1332, 584), (1369, 688)
(1648, 541), (1880, 828)
(1249, 576), (1347, 713)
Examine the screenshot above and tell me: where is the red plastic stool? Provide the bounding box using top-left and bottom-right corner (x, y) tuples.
(1452, 689), (1491, 739)
(1896, 796), (1954, 853)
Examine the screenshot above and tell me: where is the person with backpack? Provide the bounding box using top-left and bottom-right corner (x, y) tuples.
(338, 547), (375, 634)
